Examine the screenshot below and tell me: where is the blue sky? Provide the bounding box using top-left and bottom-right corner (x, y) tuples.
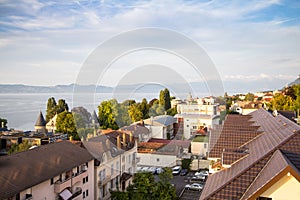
(0, 0), (299, 92)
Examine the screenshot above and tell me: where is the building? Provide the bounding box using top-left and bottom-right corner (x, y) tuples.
(83, 130), (138, 200)
(191, 135), (209, 157)
(120, 123), (150, 142)
(46, 114), (57, 133)
(173, 94), (220, 139)
(201, 108), (300, 200)
(175, 113), (220, 139)
(137, 138), (191, 168)
(143, 115), (176, 139)
(34, 111), (47, 134)
(0, 141), (94, 200)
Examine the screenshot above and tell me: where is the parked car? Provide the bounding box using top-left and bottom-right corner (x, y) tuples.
(185, 183), (203, 191)
(191, 175), (206, 182)
(156, 167), (164, 174)
(195, 170), (209, 177)
(148, 167), (157, 174)
(172, 166), (181, 175)
(180, 169), (188, 176)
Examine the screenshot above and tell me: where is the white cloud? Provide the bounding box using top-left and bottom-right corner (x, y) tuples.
(0, 0), (299, 89)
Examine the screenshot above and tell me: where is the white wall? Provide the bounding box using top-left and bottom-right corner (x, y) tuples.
(137, 153), (176, 167)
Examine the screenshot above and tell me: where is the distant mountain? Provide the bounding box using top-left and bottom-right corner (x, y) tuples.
(0, 84), (113, 93)
(287, 75), (300, 87)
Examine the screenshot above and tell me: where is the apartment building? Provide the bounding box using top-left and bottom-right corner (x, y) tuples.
(0, 141), (94, 200)
(83, 130), (138, 200)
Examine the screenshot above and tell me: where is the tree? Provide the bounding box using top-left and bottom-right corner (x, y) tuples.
(0, 116), (7, 128)
(156, 168), (177, 200)
(244, 92), (254, 101)
(98, 99), (119, 130)
(8, 140), (32, 155)
(56, 111), (79, 140)
(56, 99), (69, 114)
(46, 97), (57, 122)
(181, 159), (192, 171)
(140, 98), (149, 119)
(111, 169), (177, 200)
(129, 103), (143, 122)
(270, 93), (295, 111)
(159, 89), (171, 111)
(116, 103), (132, 127)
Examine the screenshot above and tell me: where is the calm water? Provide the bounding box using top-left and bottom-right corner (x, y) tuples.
(0, 92), (163, 131)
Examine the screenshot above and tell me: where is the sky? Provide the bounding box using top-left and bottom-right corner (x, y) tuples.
(0, 0), (299, 93)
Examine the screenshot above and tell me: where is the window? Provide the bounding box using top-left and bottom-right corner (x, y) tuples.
(128, 154), (131, 164)
(187, 125), (189, 127)
(86, 189), (89, 197)
(157, 158), (160, 162)
(204, 144), (207, 148)
(50, 178), (54, 185)
(111, 164), (114, 175)
(86, 162), (88, 168)
(86, 176), (88, 183)
(83, 191), (85, 198)
(111, 179), (114, 189)
(122, 155), (125, 162)
(83, 178), (85, 184)
(116, 161), (120, 169)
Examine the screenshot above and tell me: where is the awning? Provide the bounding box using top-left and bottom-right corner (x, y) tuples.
(59, 189), (72, 200)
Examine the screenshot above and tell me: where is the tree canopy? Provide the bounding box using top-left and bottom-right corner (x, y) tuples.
(56, 111), (79, 140)
(46, 97), (69, 122)
(0, 116), (7, 128)
(270, 85), (300, 111)
(111, 168), (177, 200)
(159, 88), (171, 111)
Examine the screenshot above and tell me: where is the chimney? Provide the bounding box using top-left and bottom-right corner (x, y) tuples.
(122, 132), (126, 147)
(129, 132), (133, 143)
(106, 138), (111, 150)
(117, 135), (121, 149)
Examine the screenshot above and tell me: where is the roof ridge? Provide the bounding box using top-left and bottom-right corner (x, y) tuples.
(240, 150), (287, 200)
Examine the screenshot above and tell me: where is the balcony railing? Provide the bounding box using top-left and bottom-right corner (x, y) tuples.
(54, 170), (87, 193)
(71, 187), (82, 199)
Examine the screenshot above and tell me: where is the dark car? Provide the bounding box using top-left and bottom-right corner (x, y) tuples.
(180, 169), (188, 176)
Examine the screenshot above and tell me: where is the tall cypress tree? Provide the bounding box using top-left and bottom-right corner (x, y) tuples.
(46, 97), (57, 122)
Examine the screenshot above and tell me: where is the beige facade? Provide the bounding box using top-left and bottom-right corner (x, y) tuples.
(259, 173), (300, 200)
(19, 160), (94, 200)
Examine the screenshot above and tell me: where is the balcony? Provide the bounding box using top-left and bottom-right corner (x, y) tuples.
(98, 175), (111, 187)
(71, 187), (82, 199)
(25, 194), (33, 200)
(54, 170), (87, 193)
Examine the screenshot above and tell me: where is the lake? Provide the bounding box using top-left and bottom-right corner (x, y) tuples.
(0, 92), (165, 131)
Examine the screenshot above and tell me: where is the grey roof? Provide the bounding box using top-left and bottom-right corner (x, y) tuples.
(0, 141), (93, 199)
(35, 111), (46, 126)
(144, 115), (175, 126)
(91, 110), (100, 125)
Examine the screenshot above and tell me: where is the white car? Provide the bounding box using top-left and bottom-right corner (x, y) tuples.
(185, 183), (203, 191)
(148, 167), (157, 174)
(172, 166), (181, 175)
(195, 170), (209, 177)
